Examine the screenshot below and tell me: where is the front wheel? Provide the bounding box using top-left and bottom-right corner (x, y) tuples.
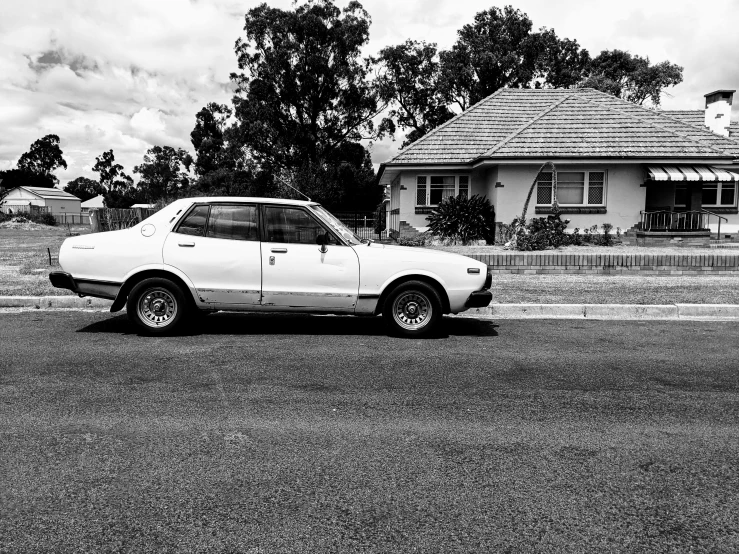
(127, 278), (187, 335)
(382, 280), (442, 337)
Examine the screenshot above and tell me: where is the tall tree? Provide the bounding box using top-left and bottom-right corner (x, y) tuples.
(134, 146), (193, 202)
(64, 176), (103, 202)
(92, 150), (139, 208)
(579, 50), (683, 106)
(16, 134), (68, 186)
(374, 40), (454, 147)
(0, 169), (56, 192)
(229, 0), (381, 206)
(190, 103), (233, 177)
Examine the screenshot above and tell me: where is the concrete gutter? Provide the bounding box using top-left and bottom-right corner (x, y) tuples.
(0, 296), (738, 320)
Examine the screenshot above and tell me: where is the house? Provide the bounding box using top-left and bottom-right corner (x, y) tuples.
(0, 186), (82, 216)
(377, 88), (739, 243)
(80, 194), (105, 214)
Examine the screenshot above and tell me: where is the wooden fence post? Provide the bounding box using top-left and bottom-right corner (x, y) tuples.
(89, 209), (101, 233)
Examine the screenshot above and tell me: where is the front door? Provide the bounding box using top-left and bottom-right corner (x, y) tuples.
(260, 205), (359, 311)
(163, 203), (262, 305)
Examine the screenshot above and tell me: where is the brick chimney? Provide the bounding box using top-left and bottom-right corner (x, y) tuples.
(704, 89), (735, 136)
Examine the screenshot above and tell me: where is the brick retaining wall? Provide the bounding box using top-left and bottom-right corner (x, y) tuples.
(468, 253), (739, 275)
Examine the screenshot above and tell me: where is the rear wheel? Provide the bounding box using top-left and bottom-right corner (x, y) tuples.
(127, 277), (187, 335)
(382, 280), (442, 337)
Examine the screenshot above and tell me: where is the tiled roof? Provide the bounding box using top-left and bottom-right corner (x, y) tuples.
(386, 88), (739, 165)
(665, 109), (739, 140)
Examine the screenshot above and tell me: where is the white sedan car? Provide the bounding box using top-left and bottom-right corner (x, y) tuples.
(50, 198), (492, 336)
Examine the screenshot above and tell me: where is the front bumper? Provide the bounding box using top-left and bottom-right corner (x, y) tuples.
(465, 289), (492, 308)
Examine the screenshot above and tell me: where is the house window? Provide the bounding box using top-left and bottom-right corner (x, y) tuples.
(702, 183), (736, 207)
(416, 175), (470, 206)
(675, 183), (738, 207)
(536, 171), (607, 206)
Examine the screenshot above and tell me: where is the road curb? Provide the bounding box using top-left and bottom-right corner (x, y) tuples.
(464, 303), (739, 320)
(1, 297), (739, 320)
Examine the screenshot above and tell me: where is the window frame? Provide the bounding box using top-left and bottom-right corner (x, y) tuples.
(258, 204), (345, 246)
(535, 170), (607, 207)
(415, 175), (470, 207)
(696, 182), (737, 208)
(173, 202), (262, 242)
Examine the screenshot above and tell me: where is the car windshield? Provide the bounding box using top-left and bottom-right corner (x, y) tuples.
(309, 205), (364, 246)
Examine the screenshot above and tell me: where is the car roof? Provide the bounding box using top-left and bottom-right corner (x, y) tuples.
(180, 197), (318, 206)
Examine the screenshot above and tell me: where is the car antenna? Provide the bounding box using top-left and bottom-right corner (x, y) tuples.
(276, 175), (311, 202)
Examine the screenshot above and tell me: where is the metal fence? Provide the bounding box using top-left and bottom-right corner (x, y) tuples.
(55, 213), (89, 225)
(332, 211), (382, 241)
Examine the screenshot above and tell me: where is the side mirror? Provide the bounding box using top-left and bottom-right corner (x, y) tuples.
(316, 233), (328, 253)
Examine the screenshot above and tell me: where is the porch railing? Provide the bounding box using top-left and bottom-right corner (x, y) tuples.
(640, 210), (727, 237)
(332, 211), (382, 241)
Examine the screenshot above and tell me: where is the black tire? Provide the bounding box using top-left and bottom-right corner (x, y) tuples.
(382, 280), (442, 337)
(127, 277), (187, 335)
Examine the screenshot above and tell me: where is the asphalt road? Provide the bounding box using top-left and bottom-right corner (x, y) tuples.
(2, 311), (739, 553)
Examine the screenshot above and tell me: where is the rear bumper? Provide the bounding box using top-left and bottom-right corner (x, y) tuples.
(49, 271), (77, 292)
(465, 289), (492, 308)
(49, 271), (120, 300)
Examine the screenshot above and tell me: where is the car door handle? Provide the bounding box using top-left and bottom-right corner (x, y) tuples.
(271, 248), (288, 253)
(178, 242), (195, 247)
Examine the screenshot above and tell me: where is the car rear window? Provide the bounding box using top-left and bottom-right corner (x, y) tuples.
(207, 204), (259, 241)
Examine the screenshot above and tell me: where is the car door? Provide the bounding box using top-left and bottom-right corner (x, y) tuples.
(260, 205), (359, 311)
(162, 203), (262, 306)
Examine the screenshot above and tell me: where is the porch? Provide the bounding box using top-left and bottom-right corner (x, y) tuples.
(638, 165), (738, 245)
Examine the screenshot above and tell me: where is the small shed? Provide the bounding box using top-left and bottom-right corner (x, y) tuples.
(0, 186), (82, 216)
(81, 194), (105, 213)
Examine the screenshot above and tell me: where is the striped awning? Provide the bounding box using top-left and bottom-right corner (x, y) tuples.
(647, 165), (739, 182)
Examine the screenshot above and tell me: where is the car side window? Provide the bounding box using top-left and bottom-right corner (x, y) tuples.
(264, 206), (338, 245)
(176, 205), (210, 236)
(207, 204), (259, 241)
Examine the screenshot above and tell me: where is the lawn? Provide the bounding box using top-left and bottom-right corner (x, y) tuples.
(0, 224), (89, 296)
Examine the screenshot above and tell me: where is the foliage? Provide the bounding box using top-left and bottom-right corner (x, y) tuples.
(436, 6), (589, 110)
(579, 50), (683, 106)
(512, 213), (571, 251)
(228, 0), (380, 206)
(0, 169), (56, 192)
(134, 146), (193, 202)
(397, 234), (428, 247)
(17, 134), (68, 185)
(373, 40), (454, 147)
(92, 150), (141, 208)
(190, 103), (233, 177)
(427, 194), (496, 245)
(64, 177), (103, 202)
(510, 215), (619, 250)
(373, 202), (387, 235)
(494, 222), (516, 246)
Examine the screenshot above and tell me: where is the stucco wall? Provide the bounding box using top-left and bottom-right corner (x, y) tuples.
(494, 164), (647, 232)
(390, 163), (739, 234)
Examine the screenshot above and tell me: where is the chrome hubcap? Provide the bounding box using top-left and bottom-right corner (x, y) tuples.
(138, 288), (177, 328)
(392, 291), (431, 331)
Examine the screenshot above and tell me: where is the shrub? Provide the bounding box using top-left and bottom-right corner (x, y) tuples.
(512, 213), (571, 251)
(373, 202), (386, 235)
(427, 194), (496, 245)
(397, 235), (428, 247)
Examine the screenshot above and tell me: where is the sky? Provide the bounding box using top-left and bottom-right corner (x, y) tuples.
(1, 0), (738, 188)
